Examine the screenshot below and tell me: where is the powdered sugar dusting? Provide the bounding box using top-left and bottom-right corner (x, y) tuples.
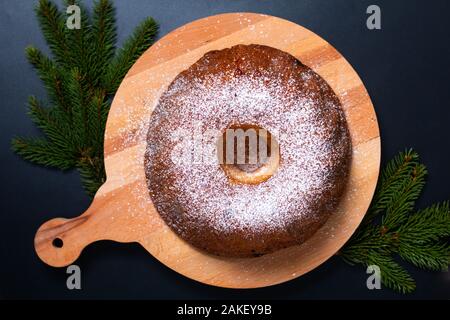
(144, 44), (351, 256)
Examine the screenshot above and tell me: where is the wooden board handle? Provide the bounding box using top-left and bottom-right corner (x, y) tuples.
(34, 209), (98, 267)
(34, 182), (137, 267)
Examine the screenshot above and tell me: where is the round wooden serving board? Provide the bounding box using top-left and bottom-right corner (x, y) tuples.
(34, 13), (380, 288)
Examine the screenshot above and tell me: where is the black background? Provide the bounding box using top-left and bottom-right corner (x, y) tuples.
(1, 0), (449, 299)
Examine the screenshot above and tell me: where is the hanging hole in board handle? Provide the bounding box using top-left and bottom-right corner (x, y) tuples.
(34, 217), (90, 267)
(52, 237), (64, 248)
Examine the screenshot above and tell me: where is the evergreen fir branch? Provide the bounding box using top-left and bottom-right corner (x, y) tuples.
(342, 150), (450, 293)
(104, 17), (158, 93)
(382, 163), (427, 228)
(77, 153), (105, 196)
(362, 149), (419, 225)
(25, 46), (71, 113)
(35, 0), (72, 66)
(397, 202), (450, 270)
(13, 0), (158, 196)
(367, 252), (416, 294)
(86, 90), (108, 151)
(398, 202), (450, 242)
(64, 0), (93, 76)
(11, 137), (76, 170)
(27, 96), (73, 151)
(399, 242), (449, 271)
(65, 67), (89, 147)
(341, 225), (394, 255)
(91, 0), (117, 79)
(341, 246), (416, 294)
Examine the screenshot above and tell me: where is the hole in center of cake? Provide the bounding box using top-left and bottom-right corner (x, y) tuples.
(217, 124), (280, 184)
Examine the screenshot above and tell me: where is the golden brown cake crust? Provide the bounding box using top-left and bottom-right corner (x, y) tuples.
(145, 44), (352, 257)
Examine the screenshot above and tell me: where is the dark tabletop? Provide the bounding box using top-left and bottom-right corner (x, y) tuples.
(1, 0), (449, 299)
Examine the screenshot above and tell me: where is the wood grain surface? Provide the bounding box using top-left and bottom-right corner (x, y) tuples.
(34, 13), (380, 288)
